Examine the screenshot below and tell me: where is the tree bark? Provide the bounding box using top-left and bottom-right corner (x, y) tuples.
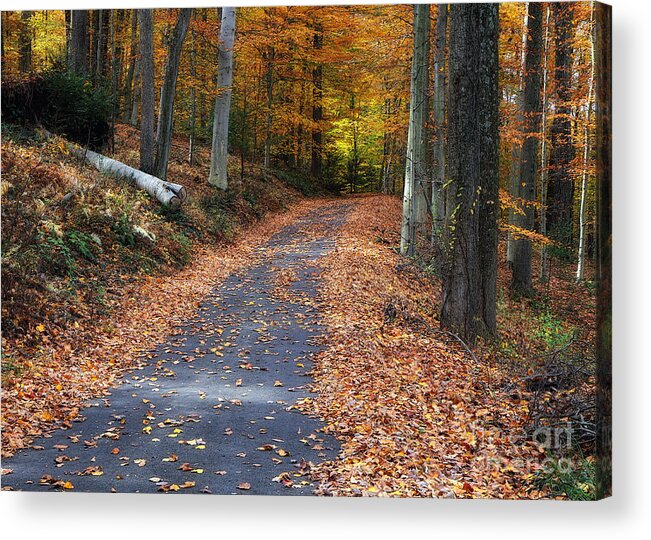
(311, 27), (324, 181)
(153, 8), (192, 181)
(506, 9), (529, 266)
(539, 5), (552, 282)
(19, 11), (32, 73)
(70, 10), (89, 76)
(263, 46), (275, 170)
(431, 4), (448, 241)
(209, 7), (237, 189)
(594, 0), (611, 500)
(511, 2), (543, 296)
(547, 2), (575, 252)
(441, 3), (499, 344)
(400, 3), (430, 256)
(576, 5), (596, 282)
(138, 9), (155, 174)
(122, 11), (138, 122)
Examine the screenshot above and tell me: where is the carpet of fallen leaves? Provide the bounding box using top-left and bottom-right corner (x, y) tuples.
(301, 195), (550, 498)
(1, 197), (331, 457)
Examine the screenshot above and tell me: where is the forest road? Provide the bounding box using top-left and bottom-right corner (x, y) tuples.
(2, 203), (351, 495)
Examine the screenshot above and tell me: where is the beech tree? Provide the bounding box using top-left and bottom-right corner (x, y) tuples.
(511, 2), (543, 296)
(431, 3), (448, 242)
(547, 2), (575, 252)
(154, 8), (192, 181)
(209, 7), (237, 189)
(441, 3), (499, 344)
(400, 3), (430, 257)
(18, 11), (32, 73)
(576, 4), (596, 282)
(311, 25), (324, 181)
(138, 8), (155, 174)
(594, 0), (611, 500)
(70, 10), (88, 76)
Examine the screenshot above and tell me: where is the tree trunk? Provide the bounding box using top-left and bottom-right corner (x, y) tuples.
(547, 2), (575, 252)
(208, 7), (237, 189)
(95, 10), (106, 82)
(431, 4), (448, 241)
(441, 3), (499, 344)
(138, 9), (155, 174)
(576, 5), (596, 282)
(70, 10), (89, 76)
(311, 28), (324, 181)
(539, 5), (552, 282)
(41, 130), (185, 209)
(153, 8), (192, 181)
(511, 2), (543, 296)
(189, 21), (197, 167)
(400, 3), (430, 256)
(506, 9), (529, 266)
(19, 11), (32, 73)
(74, 147), (186, 209)
(594, 1), (611, 500)
(122, 11), (138, 122)
(263, 47), (275, 170)
(130, 57), (141, 126)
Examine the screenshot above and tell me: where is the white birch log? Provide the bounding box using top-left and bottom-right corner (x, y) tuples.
(73, 147), (186, 209)
(41, 129), (187, 209)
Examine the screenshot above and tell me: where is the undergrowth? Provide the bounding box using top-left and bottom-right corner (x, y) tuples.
(0, 123), (304, 360)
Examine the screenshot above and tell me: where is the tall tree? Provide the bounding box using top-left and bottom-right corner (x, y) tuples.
(576, 4), (596, 282)
(400, 3), (430, 256)
(122, 11), (138, 122)
(18, 11), (32, 73)
(441, 3), (499, 344)
(138, 9), (155, 174)
(431, 4), (448, 242)
(506, 8), (528, 266)
(539, 5), (552, 281)
(208, 7), (237, 189)
(310, 24), (324, 181)
(70, 10), (89, 76)
(511, 2), (543, 296)
(153, 8), (192, 181)
(547, 2), (575, 253)
(594, 0), (611, 500)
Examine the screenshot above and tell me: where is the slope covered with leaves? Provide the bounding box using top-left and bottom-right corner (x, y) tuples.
(301, 195), (571, 498)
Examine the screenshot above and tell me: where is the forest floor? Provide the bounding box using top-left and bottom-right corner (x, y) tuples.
(1, 127), (597, 498)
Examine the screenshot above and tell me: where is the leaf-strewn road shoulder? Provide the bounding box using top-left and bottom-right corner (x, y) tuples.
(301, 195), (548, 498)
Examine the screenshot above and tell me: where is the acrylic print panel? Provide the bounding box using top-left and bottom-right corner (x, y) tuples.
(0, 1), (611, 499)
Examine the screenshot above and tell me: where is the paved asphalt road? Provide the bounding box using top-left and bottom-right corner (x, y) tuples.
(2, 205), (350, 495)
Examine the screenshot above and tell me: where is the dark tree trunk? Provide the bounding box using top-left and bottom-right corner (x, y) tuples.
(19, 11), (32, 73)
(64, 10), (71, 66)
(138, 9), (155, 174)
(154, 8), (192, 181)
(511, 2), (543, 296)
(547, 2), (575, 251)
(441, 3), (499, 345)
(594, 1), (611, 501)
(311, 28), (324, 181)
(95, 9), (109, 82)
(70, 10), (89, 76)
(122, 11), (138, 121)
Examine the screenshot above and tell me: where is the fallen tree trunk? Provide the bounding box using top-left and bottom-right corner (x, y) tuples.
(73, 147), (187, 209)
(41, 129), (187, 209)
